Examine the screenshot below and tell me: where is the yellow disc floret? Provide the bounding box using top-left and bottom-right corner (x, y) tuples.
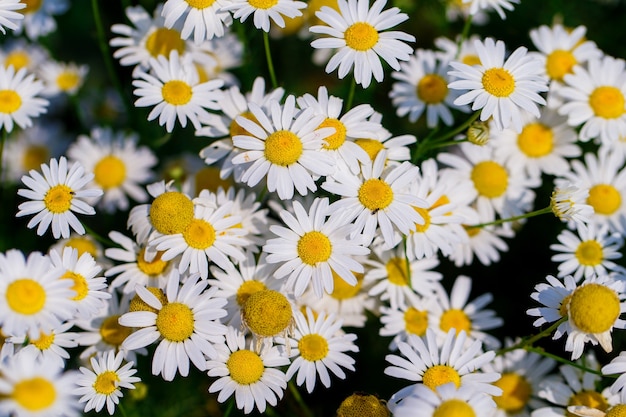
(575, 240), (603, 266)
(162, 80), (193, 105)
(100, 315), (132, 347)
(607, 405), (626, 417)
(264, 130), (303, 166)
(94, 155), (126, 189)
(0, 89), (22, 113)
(344, 22), (379, 51)
(183, 218), (216, 249)
(5, 51), (30, 70)
(355, 138), (384, 161)
(22, 145), (48, 172)
(422, 365), (461, 391)
(404, 307), (428, 336)
(56, 71), (81, 93)
(320, 118), (347, 150)
(493, 372), (532, 413)
(417, 74), (449, 104)
(298, 334), (329, 361)
(65, 237), (98, 258)
(137, 249), (169, 276)
(94, 371), (120, 395)
(386, 257), (409, 286)
(236, 280), (267, 306)
(433, 399), (476, 417)
(149, 191), (194, 235)
(546, 50), (577, 81)
(6, 279), (46, 315)
(517, 123), (554, 158)
(20, 0), (42, 13)
(413, 207), (431, 233)
(186, 0), (217, 8)
(358, 178), (393, 211)
(471, 161), (508, 198)
(330, 270), (363, 300)
(336, 393), (390, 417)
(482, 68), (515, 97)
(248, 0), (278, 8)
(44, 184), (73, 213)
(145, 28), (185, 58)
(567, 390), (609, 417)
(242, 289), (292, 337)
(61, 270), (88, 301)
(439, 308), (472, 334)
(227, 349), (265, 384)
(569, 283), (621, 333)
(12, 377), (56, 411)
(589, 86), (625, 119)
(31, 331), (55, 350)
(156, 302), (195, 342)
(587, 184), (621, 215)
(297, 231), (332, 265)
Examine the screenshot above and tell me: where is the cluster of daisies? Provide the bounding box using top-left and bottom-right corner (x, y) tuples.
(2, 0), (626, 416)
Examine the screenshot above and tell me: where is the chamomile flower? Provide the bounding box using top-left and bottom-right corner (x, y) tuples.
(526, 274), (577, 339)
(161, 0), (233, 43)
(392, 383), (497, 417)
(16, 156), (103, 239)
(222, 0), (306, 32)
(7, 321), (77, 369)
(0, 38), (50, 73)
(0, 64), (48, 133)
(0, 0), (24, 34)
(206, 326), (290, 414)
(309, 0), (415, 88)
(67, 126), (157, 213)
(550, 182), (594, 227)
(119, 270), (228, 381)
(602, 351), (626, 403)
(284, 308), (359, 393)
(231, 94), (336, 200)
(447, 217), (514, 267)
(379, 296), (436, 350)
(448, 37), (548, 132)
(461, 0), (519, 19)
(38, 61), (88, 96)
(75, 350), (141, 415)
(14, 0), (69, 40)
(132, 50), (224, 132)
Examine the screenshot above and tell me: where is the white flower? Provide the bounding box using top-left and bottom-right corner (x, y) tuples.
(550, 182), (594, 227)
(461, 0), (519, 19)
(392, 383), (497, 417)
(13, 0), (68, 40)
(0, 0), (24, 34)
(222, 0), (306, 32)
(0, 64), (48, 133)
(161, 0), (233, 43)
(7, 321), (77, 369)
(602, 351), (626, 403)
(38, 61), (88, 96)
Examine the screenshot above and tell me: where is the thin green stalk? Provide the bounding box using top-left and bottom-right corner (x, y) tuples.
(470, 207), (553, 228)
(345, 77), (356, 110)
(459, 14), (473, 47)
(431, 111), (480, 144)
(497, 317), (567, 356)
(223, 400), (235, 417)
(83, 223), (116, 247)
(288, 381), (315, 417)
(0, 128), (6, 191)
(523, 346), (608, 377)
(263, 31), (278, 89)
(117, 403), (129, 417)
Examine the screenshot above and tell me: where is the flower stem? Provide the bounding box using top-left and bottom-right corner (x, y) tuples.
(497, 316), (567, 356)
(223, 400), (235, 417)
(288, 381), (315, 417)
(431, 111), (480, 144)
(263, 31), (278, 89)
(469, 206), (553, 228)
(117, 403), (129, 417)
(345, 77), (356, 110)
(84, 223), (116, 247)
(524, 346), (607, 377)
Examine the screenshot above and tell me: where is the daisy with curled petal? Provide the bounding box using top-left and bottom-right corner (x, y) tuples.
(231, 95), (336, 200)
(309, 0), (415, 88)
(550, 182), (594, 228)
(222, 0), (306, 33)
(0, 0), (24, 34)
(392, 383), (497, 417)
(132, 50), (224, 132)
(76, 350), (141, 416)
(16, 156), (103, 239)
(206, 326), (290, 414)
(161, 0), (233, 43)
(119, 270), (228, 381)
(448, 37), (548, 132)
(0, 64), (48, 133)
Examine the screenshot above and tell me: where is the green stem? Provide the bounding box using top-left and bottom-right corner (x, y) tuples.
(288, 381), (315, 417)
(460, 14), (473, 46)
(470, 206), (553, 228)
(265, 406), (281, 417)
(263, 31), (278, 89)
(117, 403), (129, 417)
(497, 316), (567, 356)
(223, 400), (235, 417)
(345, 77), (356, 110)
(83, 224), (116, 247)
(431, 111), (480, 144)
(523, 346), (609, 377)
(422, 138), (469, 152)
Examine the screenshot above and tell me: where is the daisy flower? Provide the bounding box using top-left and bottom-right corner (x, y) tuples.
(0, 0), (24, 34)
(336, 393), (390, 416)
(379, 295), (436, 350)
(550, 223), (626, 281)
(447, 217), (514, 267)
(231, 94), (336, 200)
(38, 61), (88, 96)
(206, 326), (290, 414)
(76, 350), (141, 415)
(392, 383), (497, 417)
(67, 126), (157, 213)
(0, 249), (75, 339)
(0, 38), (50, 73)
(132, 50), (224, 132)
(119, 270), (228, 381)
(526, 274), (577, 338)
(0, 349), (80, 417)
(602, 351), (626, 403)
(559, 55), (626, 145)
(222, 0), (306, 33)
(50, 232), (108, 267)
(568, 405), (626, 417)
(284, 308), (359, 393)
(0, 64), (48, 133)
(13, 0), (69, 40)
(309, 0), (415, 88)
(16, 156), (103, 239)
(7, 321), (77, 369)
(550, 182), (594, 227)
(461, 0), (519, 19)
(161, 0), (233, 43)
(448, 37), (548, 132)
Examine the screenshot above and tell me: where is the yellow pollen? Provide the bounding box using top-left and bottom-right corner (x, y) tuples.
(464, 225), (481, 237)
(230, 111), (258, 138)
(156, 302), (195, 342)
(129, 287), (167, 314)
(587, 184), (621, 215)
(433, 399), (476, 417)
(330, 270), (363, 300)
(517, 123), (554, 157)
(248, 0), (278, 8)
(162, 80), (193, 105)
(297, 231), (332, 265)
(589, 86), (625, 119)
(145, 28), (185, 58)
(94, 155), (126, 189)
(0, 89), (22, 113)
(242, 289), (292, 337)
(19, 0), (42, 13)
(227, 349), (264, 384)
(431, 195), (450, 211)
(298, 334), (329, 361)
(264, 130), (303, 166)
(606, 404), (626, 417)
(149, 191), (194, 235)
(462, 54), (481, 66)
(422, 365), (461, 391)
(439, 308), (472, 334)
(344, 22), (379, 51)
(183, 218), (216, 249)
(569, 283), (621, 333)
(236, 280), (266, 306)
(404, 307), (428, 336)
(65, 237), (98, 258)
(6, 278), (46, 315)
(566, 390), (609, 417)
(386, 257), (409, 286)
(94, 371), (120, 395)
(100, 315), (132, 346)
(43, 184), (73, 214)
(482, 68), (515, 97)
(575, 240), (604, 267)
(358, 178), (393, 211)
(136, 249), (169, 276)
(471, 161), (508, 198)
(5, 51), (30, 70)
(336, 393), (390, 417)
(546, 49), (577, 81)
(12, 377), (56, 411)
(31, 331), (55, 350)
(194, 166), (234, 195)
(61, 270), (89, 301)
(493, 373), (532, 413)
(354, 138), (384, 161)
(413, 206), (431, 233)
(320, 118), (347, 150)
(559, 293), (572, 317)
(186, 0), (216, 8)
(417, 74), (449, 104)
(56, 71), (81, 92)
(22, 145), (49, 172)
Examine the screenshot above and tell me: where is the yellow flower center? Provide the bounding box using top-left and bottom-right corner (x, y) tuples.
(145, 28), (185, 58)
(607, 405), (626, 417)
(587, 184), (621, 215)
(0, 89), (22, 113)
(194, 166), (234, 195)
(62, 270), (89, 301)
(433, 399), (476, 417)
(404, 307), (428, 336)
(31, 331), (55, 350)
(517, 123), (554, 157)
(566, 390), (609, 417)
(248, 0), (278, 9)
(320, 118), (347, 150)
(358, 178), (393, 211)
(230, 111), (258, 138)
(136, 249), (169, 276)
(236, 280), (267, 306)
(264, 130), (303, 166)
(569, 283), (621, 333)
(493, 372), (532, 413)
(155, 302), (195, 342)
(65, 237), (98, 258)
(186, 0), (217, 8)
(575, 240), (603, 267)
(129, 287), (167, 314)
(385, 257), (409, 286)
(94, 371), (120, 395)
(100, 315), (132, 347)
(462, 54), (481, 66)
(330, 270), (363, 300)
(559, 293), (572, 317)
(464, 225), (481, 237)
(182, 218), (216, 249)
(94, 155), (126, 190)
(298, 334), (329, 361)
(21, 145), (49, 172)
(19, 0), (42, 13)
(589, 86), (625, 119)
(56, 71), (81, 92)
(5, 51), (30, 70)
(471, 161), (508, 198)
(439, 308), (472, 334)
(417, 74), (449, 104)
(12, 377), (56, 411)
(336, 393), (390, 417)
(482, 68), (515, 97)
(162, 80), (193, 106)
(546, 49), (577, 81)
(309, 0), (341, 26)
(149, 191), (194, 235)
(422, 365), (461, 391)
(297, 231), (332, 265)
(242, 289), (292, 337)
(43, 184), (73, 214)
(6, 278), (45, 315)
(413, 207), (431, 233)
(344, 22), (379, 51)
(354, 138), (384, 161)
(227, 349), (265, 384)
